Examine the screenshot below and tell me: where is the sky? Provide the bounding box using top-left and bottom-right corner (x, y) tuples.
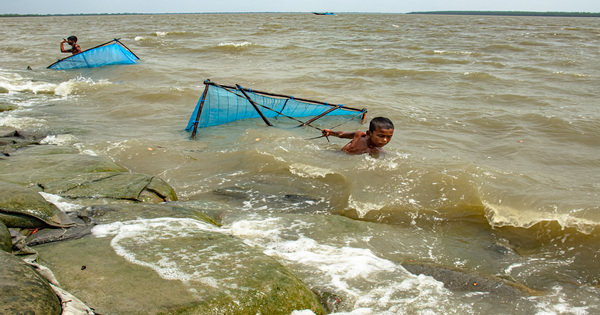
(1, 0), (599, 15)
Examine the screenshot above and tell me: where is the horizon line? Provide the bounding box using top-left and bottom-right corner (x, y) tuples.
(1, 10), (599, 16)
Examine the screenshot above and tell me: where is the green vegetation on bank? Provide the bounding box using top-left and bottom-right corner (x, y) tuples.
(407, 11), (600, 17)
(0, 13), (146, 17)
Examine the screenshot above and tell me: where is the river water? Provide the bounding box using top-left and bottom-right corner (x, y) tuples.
(1, 13), (599, 314)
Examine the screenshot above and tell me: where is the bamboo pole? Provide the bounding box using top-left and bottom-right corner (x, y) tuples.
(235, 84), (273, 127)
(205, 81), (365, 113)
(115, 39), (140, 60)
(300, 105), (341, 127)
(191, 84), (210, 139)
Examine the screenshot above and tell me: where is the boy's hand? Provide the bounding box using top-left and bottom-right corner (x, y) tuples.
(321, 129), (332, 137)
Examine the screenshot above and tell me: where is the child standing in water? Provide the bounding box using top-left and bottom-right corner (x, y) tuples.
(60, 36), (82, 55)
(321, 116), (394, 156)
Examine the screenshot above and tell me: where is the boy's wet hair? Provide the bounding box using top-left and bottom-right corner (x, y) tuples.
(369, 117), (394, 132)
(67, 36), (78, 42)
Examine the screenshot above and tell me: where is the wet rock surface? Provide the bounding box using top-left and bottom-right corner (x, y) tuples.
(0, 250), (62, 315)
(0, 221), (11, 252)
(401, 262), (540, 297)
(0, 137), (325, 314)
(0, 144), (177, 203)
(32, 202), (323, 314)
(0, 126), (48, 156)
(0, 180), (75, 229)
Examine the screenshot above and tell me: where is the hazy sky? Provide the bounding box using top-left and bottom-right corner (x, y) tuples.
(2, 0), (599, 14)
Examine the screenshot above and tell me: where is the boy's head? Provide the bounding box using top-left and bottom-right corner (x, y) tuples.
(369, 117), (394, 132)
(367, 117), (394, 148)
(67, 36), (78, 44)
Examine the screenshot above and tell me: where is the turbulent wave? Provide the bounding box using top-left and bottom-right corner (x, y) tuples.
(484, 202), (599, 234)
(0, 71), (113, 97)
(423, 49), (484, 57)
(215, 42), (254, 51)
(349, 67), (439, 79)
(0, 71), (57, 95)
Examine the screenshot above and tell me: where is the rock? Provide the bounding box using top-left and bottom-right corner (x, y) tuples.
(0, 250), (62, 314)
(41, 172), (177, 202)
(26, 214), (94, 246)
(10, 229), (38, 258)
(76, 203), (219, 226)
(284, 194), (320, 203)
(35, 218), (324, 315)
(27, 202), (219, 246)
(0, 181), (75, 229)
(0, 126), (18, 137)
(0, 221), (11, 252)
(401, 262), (540, 297)
(0, 129), (50, 156)
(144, 176), (178, 202)
(0, 145), (177, 203)
(169, 200), (234, 224)
(0, 145), (127, 185)
(213, 185), (250, 199)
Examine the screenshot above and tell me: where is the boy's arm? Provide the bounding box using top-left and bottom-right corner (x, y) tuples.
(60, 40), (69, 53)
(322, 129), (357, 139)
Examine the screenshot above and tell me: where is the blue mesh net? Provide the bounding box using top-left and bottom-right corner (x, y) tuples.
(186, 83), (366, 132)
(48, 40), (138, 70)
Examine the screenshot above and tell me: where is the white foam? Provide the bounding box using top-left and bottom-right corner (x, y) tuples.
(228, 217), (454, 312)
(347, 195), (385, 218)
(0, 71), (57, 95)
(531, 286), (590, 315)
(0, 114), (45, 130)
(91, 218), (231, 287)
(54, 76), (112, 97)
(73, 143), (99, 156)
(40, 134), (78, 146)
(289, 163), (336, 178)
(38, 192), (81, 213)
(218, 42), (252, 47)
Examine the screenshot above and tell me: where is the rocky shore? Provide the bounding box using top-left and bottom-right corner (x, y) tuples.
(0, 109), (539, 314)
(0, 122), (325, 314)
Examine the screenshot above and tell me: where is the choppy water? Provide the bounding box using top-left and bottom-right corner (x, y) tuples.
(1, 13), (599, 313)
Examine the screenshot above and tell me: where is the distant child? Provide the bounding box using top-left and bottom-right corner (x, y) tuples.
(60, 36), (82, 55)
(321, 116), (394, 156)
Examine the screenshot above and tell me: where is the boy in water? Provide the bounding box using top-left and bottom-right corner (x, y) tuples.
(321, 116), (394, 156)
(60, 36), (82, 55)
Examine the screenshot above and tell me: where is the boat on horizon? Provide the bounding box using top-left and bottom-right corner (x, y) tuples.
(313, 12), (335, 16)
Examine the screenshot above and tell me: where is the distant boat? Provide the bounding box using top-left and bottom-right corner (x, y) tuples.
(313, 12), (335, 15)
(47, 38), (139, 70)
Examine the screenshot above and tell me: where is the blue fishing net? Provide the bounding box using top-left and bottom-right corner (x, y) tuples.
(48, 41), (138, 70)
(186, 83), (365, 131)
